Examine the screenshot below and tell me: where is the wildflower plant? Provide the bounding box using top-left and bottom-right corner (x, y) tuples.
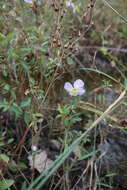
(56, 79), (85, 128)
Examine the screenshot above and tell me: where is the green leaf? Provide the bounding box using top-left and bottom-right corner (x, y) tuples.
(24, 111), (31, 125)
(0, 179), (14, 190)
(0, 32), (6, 39)
(3, 105), (10, 112)
(0, 154), (9, 163)
(20, 62), (29, 72)
(0, 142), (5, 147)
(7, 138), (14, 144)
(20, 98), (31, 108)
(55, 114), (62, 119)
(73, 117), (82, 122)
(17, 162), (28, 170)
(9, 161), (28, 171)
(78, 149), (100, 161)
(0, 102), (5, 108)
(67, 57), (74, 65)
(64, 118), (70, 127)
(33, 113), (43, 118)
(105, 173), (116, 177)
(3, 84), (10, 91)
(21, 181), (28, 190)
(122, 102), (127, 107)
(11, 103), (22, 118)
(124, 77), (127, 89)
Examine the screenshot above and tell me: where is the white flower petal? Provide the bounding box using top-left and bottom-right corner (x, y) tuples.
(64, 82), (73, 92)
(70, 2), (75, 7)
(31, 145), (38, 151)
(78, 88), (86, 95)
(74, 79), (84, 88)
(24, 0), (33, 3)
(66, 0), (75, 7)
(66, 2), (71, 7)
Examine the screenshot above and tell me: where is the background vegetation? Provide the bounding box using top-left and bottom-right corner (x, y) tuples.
(0, 0), (127, 189)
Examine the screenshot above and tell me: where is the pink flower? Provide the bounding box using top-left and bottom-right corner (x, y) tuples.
(24, 0), (33, 3)
(64, 79), (86, 96)
(66, 0), (75, 8)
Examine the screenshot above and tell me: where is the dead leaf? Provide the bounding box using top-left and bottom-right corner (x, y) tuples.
(28, 151), (53, 173)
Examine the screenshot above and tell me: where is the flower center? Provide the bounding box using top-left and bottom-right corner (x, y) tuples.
(70, 88), (78, 95)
